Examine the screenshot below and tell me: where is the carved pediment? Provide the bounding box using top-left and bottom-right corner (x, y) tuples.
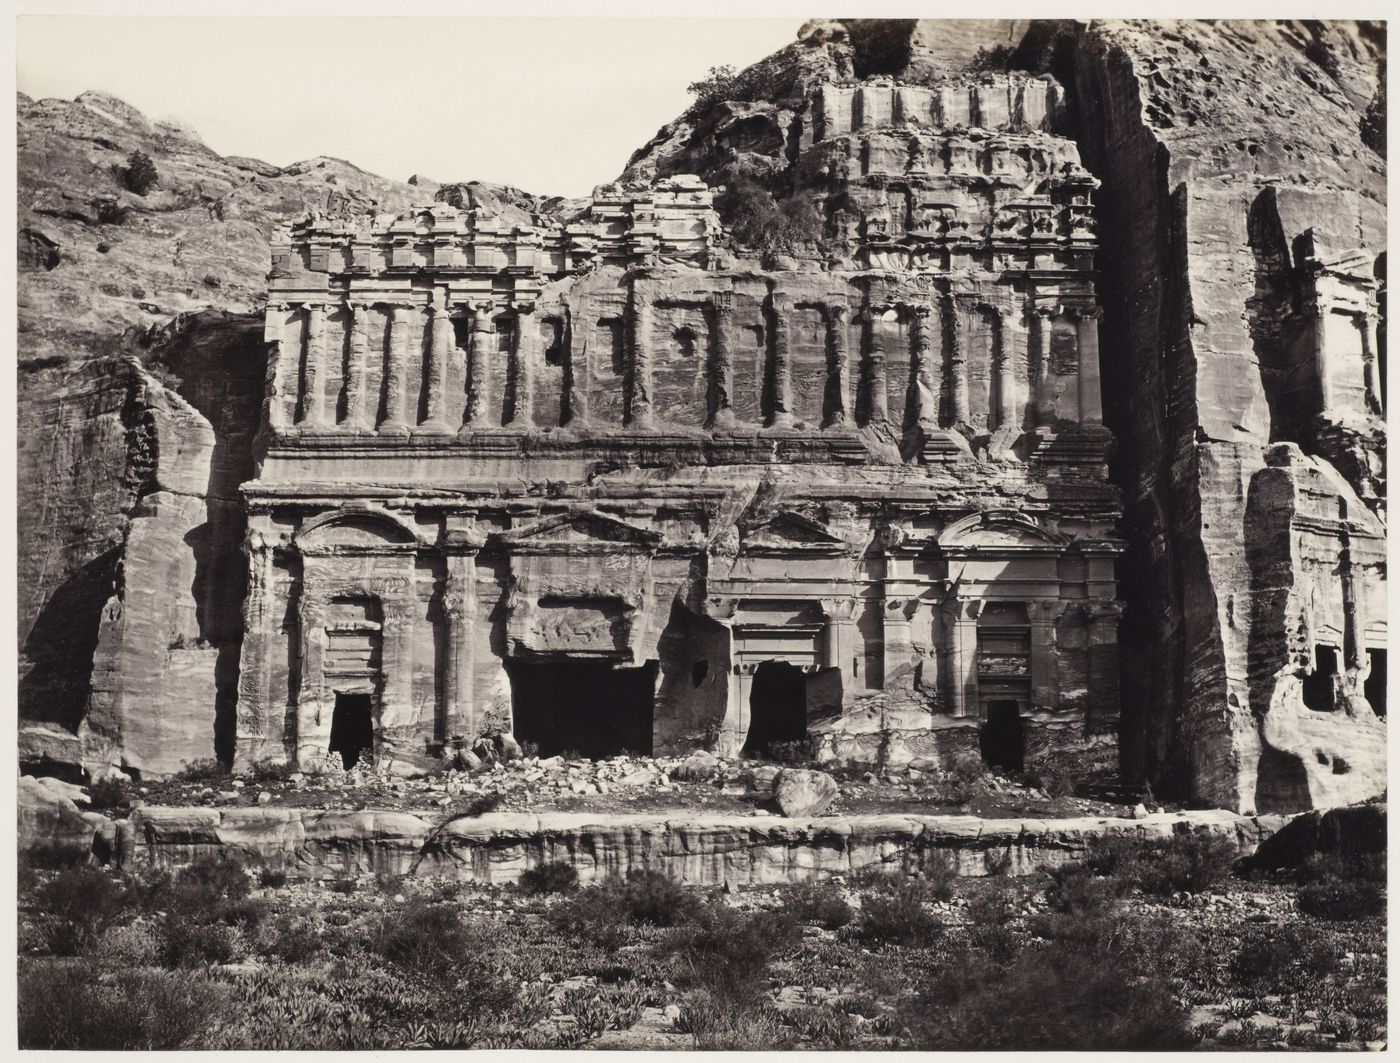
(493, 509), (662, 554)
(741, 511), (846, 556)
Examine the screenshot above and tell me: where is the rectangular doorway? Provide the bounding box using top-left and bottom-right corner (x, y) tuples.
(329, 692), (374, 769)
(507, 658), (656, 758)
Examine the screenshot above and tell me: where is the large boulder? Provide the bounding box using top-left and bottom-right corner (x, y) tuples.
(17, 775), (112, 864)
(774, 768), (839, 817)
(674, 750), (722, 781)
(1245, 802), (1386, 873)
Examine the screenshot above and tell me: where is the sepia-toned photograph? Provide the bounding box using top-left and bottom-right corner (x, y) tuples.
(13, 9), (1388, 1051)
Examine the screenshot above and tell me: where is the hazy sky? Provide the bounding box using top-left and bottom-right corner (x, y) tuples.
(16, 17), (807, 198)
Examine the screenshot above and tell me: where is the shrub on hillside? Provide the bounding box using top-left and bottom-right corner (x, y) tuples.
(173, 759), (230, 784)
(121, 150), (160, 196)
(781, 881), (853, 930)
(666, 902), (799, 1006)
(372, 900), (474, 982)
(1134, 831), (1238, 895)
(86, 777), (130, 812)
(30, 867), (132, 955)
(714, 175), (825, 257)
(1297, 877), (1385, 921)
(18, 959), (220, 1049)
(853, 878), (943, 947)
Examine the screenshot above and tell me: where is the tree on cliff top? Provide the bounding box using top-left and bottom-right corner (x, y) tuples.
(121, 151), (159, 196)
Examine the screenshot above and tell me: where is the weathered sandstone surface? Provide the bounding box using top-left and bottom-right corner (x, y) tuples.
(15, 20), (1385, 813)
(111, 805), (1287, 885)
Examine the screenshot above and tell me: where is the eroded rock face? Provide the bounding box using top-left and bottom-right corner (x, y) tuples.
(15, 21), (1386, 811)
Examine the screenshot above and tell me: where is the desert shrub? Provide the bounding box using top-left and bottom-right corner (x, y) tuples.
(715, 175), (825, 257)
(1137, 831), (1238, 894)
(1021, 764), (1076, 798)
(963, 889), (1022, 964)
(98, 919), (164, 966)
(766, 737), (817, 764)
(687, 64), (740, 106)
(325, 878), (357, 894)
(464, 791), (504, 816)
(257, 867), (288, 889)
(1117, 914), (1217, 988)
(371, 900), (479, 982)
(93, 198), (130, 225)
(518, 859), (579, 896)
(18, 959), (221, 1049)
(24, 841), (90, 870)
(615, 868), (700, 926)
(905, 942), (1192, 1050)
(1045, 864), (1122, 915)
(675, 990), (794, 1050)
(1229, 923), (1342, 991)
(782, 881), (853, 930)
(1084, 832), (1141, 876)
(121, 150), (160, 196)
(549, 869), (700, 946)
(31, 866), (132, 955)
(1297, 877), (1385, 921)
(854, 879), (943, 947)
(928, 750), (986, 804)
(666, 901), (799, 1005)
(178, 853), (252, 902)
(159, 920), (244, 968)
(246, 759), (297, 784)
(256, 912), (323, 964)
(86, 777), (130, 811)
(174, 758), (230, 784)
(1299, 848), (1386, 884)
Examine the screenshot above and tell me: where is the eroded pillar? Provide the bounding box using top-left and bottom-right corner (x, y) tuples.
(1031, 306), (1055, 427)
(711, 293), (735, 428)
(865, 307), (890, 424)
(380, 302), (413, 435)
(298, 302), (328, 426)
(1075, 308), (1104, 425)
(946, 293), (969, 426)
(464, 300), (496, 429)
(945, 598), (982, 718)
(826, 304), (850, 428)
(344, 302), (370, 429)
(234, 523), (276, 768)
(263, 302), (293, 434)
(1087, 600), (1122, 731)
(628, 280), (654, 427)
(441, 553), (476, 742)
(420, 293), (454, 433)
(1027, 599), (1067, 711)
(513, 303), (537, 427)
(769, 293), (794, 428)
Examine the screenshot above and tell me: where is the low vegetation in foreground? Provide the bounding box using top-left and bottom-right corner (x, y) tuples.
(17, 834), (1386, 1050)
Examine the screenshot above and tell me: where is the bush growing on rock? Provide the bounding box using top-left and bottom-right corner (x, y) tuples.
(86, 777), (130, 811)
(518, 859), (579, 896)
(121, 150), (159, 196)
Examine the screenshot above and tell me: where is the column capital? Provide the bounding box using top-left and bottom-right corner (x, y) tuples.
(1031, 304), (1059, 320)
(1027, 599), (1069, 623)
(819, 597), (859, 621)
(943, 596), (986, 621)
(1088, 599), (1124, 623)
(266, 300), (291, 313)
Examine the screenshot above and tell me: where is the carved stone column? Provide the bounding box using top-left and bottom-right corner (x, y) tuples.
(910, 304), (938, 428)
(419, 293), (454, 433)
(343, 302), (370, 429)
(769, 293), (794, 427)
(1031, 306), (1056, 428)
(1027, 599), (1068, 711)
(1075, 308), (1104, 425)
(295, 566), (329, 766)
(234, 524), (276, 768)
(944, 598), (982, 718)
(820, 597), (860, 701)
(1310, 303), (1333, 413)
(512, 303), (537, 427)
(463, 299), (496, 429)
(263, 302), (292, 433)
(825, 304), (850, 427)
(945, 293), (970, 427)
(628, 280), (654, 427)
(380, 592), (416, 738)
(441, 553), (476, 742)
(1087, 600), (1122, 731)
(380, 302), (413, 436)
(1358, 313), (1383, 415)
(718, 662), (756, 757)
(710, 293), (735, 428)
(992, 306), (1018, 430)
(298, 302), (328, 426)
(865, 306), (890, 424)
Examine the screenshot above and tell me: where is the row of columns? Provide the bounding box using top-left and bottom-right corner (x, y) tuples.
(267, 297), (546, 434)
(1313, 307), (1384, 418)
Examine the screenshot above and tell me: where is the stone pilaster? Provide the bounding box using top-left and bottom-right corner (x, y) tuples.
(1087, 600), (1122, 731)
(419, 293), (454, 433)
(463, 299), (496, 429)
(710, 293), (735, 428)
(1075, 307), (1104, 425)
(380, 594), (416, 739)
(380, 302), (414, 436)
(945, 293), (969, 427)
(820, 597), (860, 701)
(992, 306), (1017, 430)
(769, 293), (794, 427)
(295, 567), (329, 766)
(263, 302), (292, 434)
(1358, 313), (1383, 415)
(1309, 303), (1333, 413)
(1031, 305), (1056, 427)
(910, 304), (938, 428)
(718, 662), (756, 758)
(343, 302), (370, 429)
(825, 304), (850, 428)
(441, 553), (476, 742)
(628, 280), (654, 427)
(234, 524), (275, 768)
(1027, 599), (1068, 711)
(944, 598), (983, 718)
(512, 303), (538, 427)
(865, 306), (890, 424)
(298, 302), (328, 426)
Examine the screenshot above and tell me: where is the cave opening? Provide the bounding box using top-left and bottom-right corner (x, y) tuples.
(1303, 644), (1339, 712)
(744, 660), (808, 758)
(508, 658), (656, 759)
(979, 700), (1025, 773)
(328, 692), (375, 769)
(1364, 648), (1386, 717)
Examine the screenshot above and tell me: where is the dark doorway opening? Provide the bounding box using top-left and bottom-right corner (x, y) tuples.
(1365, 649), (1386, 717)
(329, 692), (375, 769)
(744, 661), (808, 758)
(1303, 645), (1339, 711)
(508, 658), (656, 759)
(979, 700), (1024, 773)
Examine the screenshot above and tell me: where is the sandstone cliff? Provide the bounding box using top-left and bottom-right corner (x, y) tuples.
(16, 21), (1387, 810)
